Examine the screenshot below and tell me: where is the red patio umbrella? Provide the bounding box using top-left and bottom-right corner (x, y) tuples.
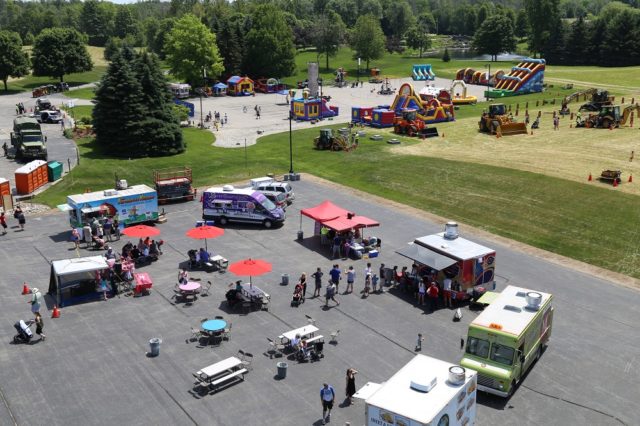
(185, 225), (225, 251)
(228, 258), (272, 287)
(121, 224), (161, 238)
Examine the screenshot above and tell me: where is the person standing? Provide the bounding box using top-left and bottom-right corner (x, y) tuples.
(415, 333), (424, 351)
(312, 267), (323, 297)
(14, 206), (25, 231)
(418, 280), (426, 306)
(332, 234), (341, 259)
(443, 276), (453, 308)
(70, 228), (80, 249)
(427, 280), (439, 312)
(29, 287), (43, 314)
(0, 211), (7, 235)
(34, 312), (46, 341)
(325, 280), (339, 307)
(346, 368), (358, 405)
(346, 266), (355, 294)
(363, 273), (371, 297)
(103, 217), (113, 242)
(320, 383), (336, 424)
(298, 272), (307, 300)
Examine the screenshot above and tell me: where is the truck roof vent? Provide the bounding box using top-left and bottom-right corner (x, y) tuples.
(104, 190), (118, 197)
(504, 305), (522, 313)
(525, 292), (542, 310)
(222, 185), (234, 191)
(116, 179), (128, 190)
(443, 221), (459, 240)
(410, 375), (437, 393)
(448, 366), (466, 386)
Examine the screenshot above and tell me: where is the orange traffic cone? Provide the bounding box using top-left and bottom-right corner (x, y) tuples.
(22, 282), (30, 295)
(613, 178), (618, 187)
(588, 173), (592, 181)
(629, 174), (633, 183)
(52, 305), (60, 319)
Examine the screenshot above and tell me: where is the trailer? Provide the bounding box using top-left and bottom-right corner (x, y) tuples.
(357, 354), (477, 426)
(63, 184), (158, 229)
(154, 167), (196, 204)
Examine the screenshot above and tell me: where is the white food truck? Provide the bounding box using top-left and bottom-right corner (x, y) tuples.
(356, 354), (477, 426)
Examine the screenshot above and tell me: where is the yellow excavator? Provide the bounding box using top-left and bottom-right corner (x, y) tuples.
(478, 104), (528, 136)
(621, 104), (640, 126)
(560, 88), (614, 114)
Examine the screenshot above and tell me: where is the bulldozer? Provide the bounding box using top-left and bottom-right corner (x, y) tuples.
(313, 128), (355, 151)
(393, 109), (438, 138)
(478, 104), (528, 136)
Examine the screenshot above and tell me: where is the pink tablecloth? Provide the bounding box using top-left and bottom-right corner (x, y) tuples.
(179, 281), (201, 292)
(133, 272), (153, 295)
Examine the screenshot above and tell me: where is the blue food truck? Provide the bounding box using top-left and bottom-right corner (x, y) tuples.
(202, 185), (285, 228)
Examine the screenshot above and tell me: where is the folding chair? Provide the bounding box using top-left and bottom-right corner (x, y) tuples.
(189, 327), (202, 341)
(266, 337), (285, 358)
(241, 352), (254, 371)
(237, 349), (246, 361)
(329, 330), (340, 344)
(222, 322), (232, 341)
(200, 281), (212, 297)
(305, 314), (316, 326)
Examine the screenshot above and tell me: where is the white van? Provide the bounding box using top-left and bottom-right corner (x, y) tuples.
(256, 181), (295, 204)
(250, 176), (274, 189)
(202, 185), (285, 228)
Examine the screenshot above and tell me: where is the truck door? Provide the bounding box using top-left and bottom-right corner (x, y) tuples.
(517, 343), (525, 379)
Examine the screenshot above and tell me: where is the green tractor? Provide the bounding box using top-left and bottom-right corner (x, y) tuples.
(313, 128), (352, 151)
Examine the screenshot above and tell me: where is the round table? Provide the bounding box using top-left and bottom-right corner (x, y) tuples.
(202, 319), (226, 333)
(179, 281), (201, 293)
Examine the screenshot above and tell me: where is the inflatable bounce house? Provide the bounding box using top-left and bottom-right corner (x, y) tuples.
(351, 107), (395, 128)
(255, 78), (287, 94)
(450, 80), (477, 105)
(290, 92), (339, 121)
(484, 58), (545, 98)
(412, 64), (435, 81)
(455, 68), (505, 86)
(390, 83), (454, 124)
(226, 76), (254, 96)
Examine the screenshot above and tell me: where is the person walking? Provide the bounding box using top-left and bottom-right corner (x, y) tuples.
(298, 272), (307, 300)
(312, 267), (323, 297)
(345, 368), (358, 405)
(415, 333), (424, 351)
(70, 227), (80, 249)
(0, 211), (7, 235)
(14, 206), (25, 231)
(34, 312), (46, 341)
(320, 383), (336, 424)
(29, 287), (43, 314)
(329, 264), (342, 293)
(325, 280), (339, 307)
(346, 266), (355, 294)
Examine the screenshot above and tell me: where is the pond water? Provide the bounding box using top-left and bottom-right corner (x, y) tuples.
(425, 48), (527, 61)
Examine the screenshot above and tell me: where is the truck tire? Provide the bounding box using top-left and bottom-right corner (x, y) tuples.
(507, 380), (516, 397)
(218, 216), (228, 226)
(263, 219), (273, 229)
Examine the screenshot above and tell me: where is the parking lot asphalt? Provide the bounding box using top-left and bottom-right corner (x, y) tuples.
(0, 176), (638, 426)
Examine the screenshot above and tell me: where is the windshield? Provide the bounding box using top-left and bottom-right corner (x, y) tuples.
(466, 337), (490, 358)
(253, 192), (276, 210)
(490, 344), (515, 366)
(23, 135), (43, 142)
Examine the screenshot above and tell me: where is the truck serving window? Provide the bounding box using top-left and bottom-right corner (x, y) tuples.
(466, 337), (490, 358)
(490, 344), (515, 366)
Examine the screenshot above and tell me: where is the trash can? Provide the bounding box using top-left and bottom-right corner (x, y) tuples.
(149, 338), (162, 357)
(277, 362), (288, 379)
(281, 274), (289, 286)
(297, 230), (303, 241)
(47, 161), (63, 182)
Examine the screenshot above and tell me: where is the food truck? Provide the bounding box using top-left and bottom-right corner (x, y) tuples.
(460, 285), (553, 397)
(356, 354), (477, 426)
(64, 184), (158, 229)
(202, 185), (285, 228)
(397, 222), (496, 299)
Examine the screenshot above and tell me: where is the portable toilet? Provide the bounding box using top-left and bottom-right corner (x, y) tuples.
(0, 178), (10, 210)
(47, 161), (63, 182)
(15, 160), (48, 195)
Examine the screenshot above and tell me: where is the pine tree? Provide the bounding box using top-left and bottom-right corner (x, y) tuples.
(92, 47), (147, 156)
(565, 16), (587, 65)
(134, 52), (184, 156)
(442, 48), (451, 62)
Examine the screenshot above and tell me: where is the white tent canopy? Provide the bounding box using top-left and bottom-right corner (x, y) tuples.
(52, 256), (108, 276)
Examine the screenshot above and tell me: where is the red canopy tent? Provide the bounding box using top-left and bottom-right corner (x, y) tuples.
(300, 200), (352, 222)
(322, 215), (379, 232)
(300, 200), (379, 237)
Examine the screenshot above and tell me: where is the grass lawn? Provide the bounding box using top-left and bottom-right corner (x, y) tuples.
(67, 87), (97, 100)
(36, 124), (640, 279)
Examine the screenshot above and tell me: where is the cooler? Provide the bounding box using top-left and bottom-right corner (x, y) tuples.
(15, 160), (48, 195)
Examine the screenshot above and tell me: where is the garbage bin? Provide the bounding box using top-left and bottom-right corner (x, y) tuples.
(297, 230), (303, 241)
(277, 362), (288, 379)
(281, 274), (289, 286)
(47, 161), (63, 182)
(149, 338), (162, 357)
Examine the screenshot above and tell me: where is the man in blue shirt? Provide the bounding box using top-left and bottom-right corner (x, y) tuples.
(320, 383), (335, 424)
(329, 264), (342, 293)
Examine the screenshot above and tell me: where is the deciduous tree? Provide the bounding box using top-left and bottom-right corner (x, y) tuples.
(31, 28), (92, 82)
(0, 30), (30, 91)
(312, 11), (346, 70)
(350, 14), (385, 70)
(472, 14), (516, 61)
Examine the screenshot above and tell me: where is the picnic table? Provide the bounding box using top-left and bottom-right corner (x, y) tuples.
(279, 325), (319, 344)
(239, 283), (270, 311)
(194, 356), (247, 392)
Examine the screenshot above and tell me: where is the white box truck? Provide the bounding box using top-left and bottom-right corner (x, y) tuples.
(357, 354), (477, 426)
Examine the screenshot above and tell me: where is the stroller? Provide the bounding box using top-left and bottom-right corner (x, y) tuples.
(13, 320), (34, 344)
(291, 283), (304, 307)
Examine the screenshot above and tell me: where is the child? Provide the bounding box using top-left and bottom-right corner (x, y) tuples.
(416, 333), (424, 352)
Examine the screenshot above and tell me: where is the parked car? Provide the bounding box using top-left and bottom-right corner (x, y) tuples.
(259, 190), (288, 210)
(256, 181), (295, 204)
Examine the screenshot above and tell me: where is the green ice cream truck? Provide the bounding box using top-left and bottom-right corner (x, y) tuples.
(460, 285), (553, 397)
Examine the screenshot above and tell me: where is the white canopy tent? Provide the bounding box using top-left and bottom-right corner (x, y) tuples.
(48, 256), (109, 307)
